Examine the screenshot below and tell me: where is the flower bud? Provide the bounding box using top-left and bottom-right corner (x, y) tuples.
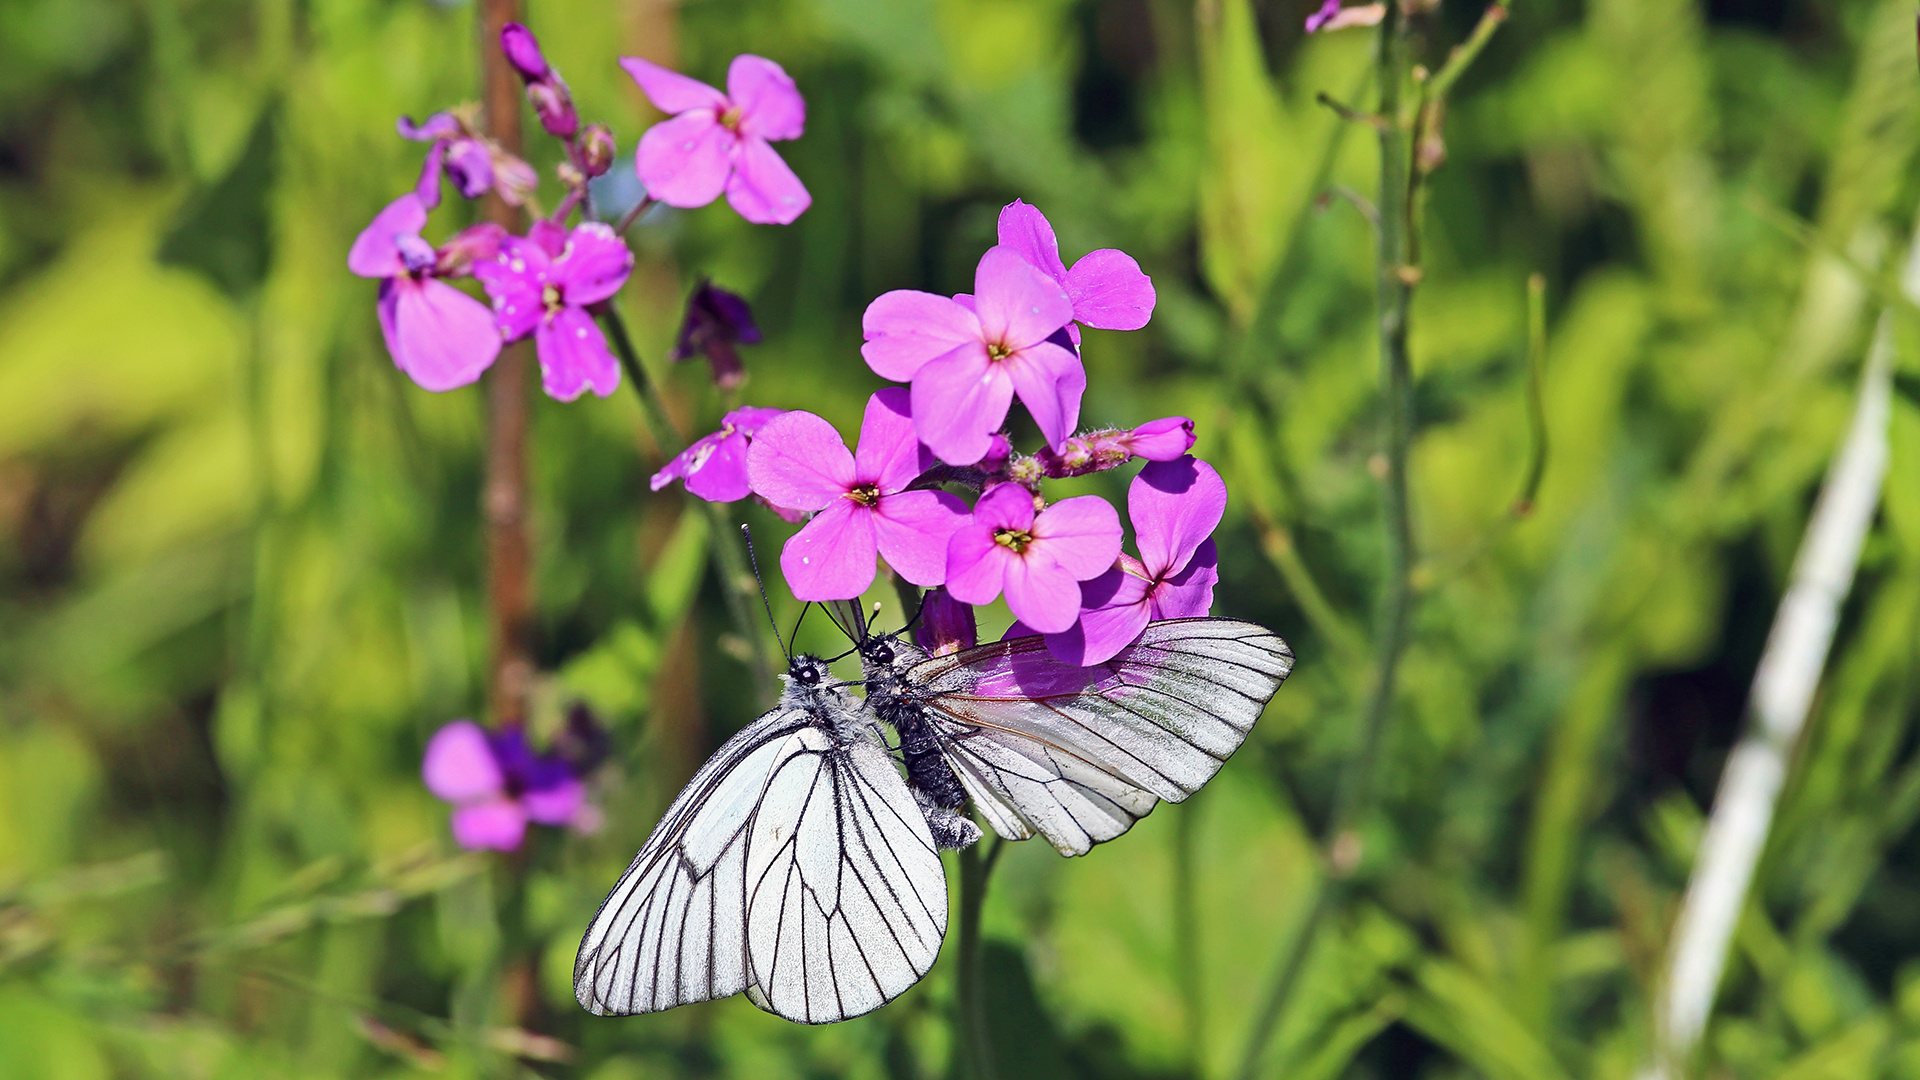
(435, 223), (507, 277)
(671, 281), (761, 389)
(915, 589), (977, 656)
(1121, 416), (1195, 461)
(500, 23), (551, 82)
(977, 432), (1013, 473)
(527, 80), (579, 141)
(578, 124), (616, 178)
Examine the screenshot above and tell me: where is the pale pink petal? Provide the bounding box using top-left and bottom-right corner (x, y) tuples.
(1151, 539), (1218, 619)
(1065, 248), (1155, 331)
(747, 411), (856, 511)
(872, 489), (969, 587)
(727, 55), (805, 141)
(861, 292), (982, 381)
(909, 345), (1013, 466)
(522, 777), (585, 825)
(684, 432), (755, 502)
(1003, 340), (1084, 450)
(450, 798), (528, 851)
(944, 524), (1012, 606)
(971, 246), (1074, 350)
(619, 56), (727, 114)
(348, 195), (428, 278)
(854, 387), (934, 493)
(1132, 457), (1227, 578)
(725, 136), (811, 225)
(535, 306), (621, 401)
(637, 113), (735, 209)
(389, 278), (503, 392)
(1002, 553), (1084, 634)
(996, 200), (1068, 281)
(551, 223), (633, 305)
(1030, 494), (1122, 580)
(780, 500), (879, 600)
(1046, 567), (1151, 666)
(422, 721), (503, 803)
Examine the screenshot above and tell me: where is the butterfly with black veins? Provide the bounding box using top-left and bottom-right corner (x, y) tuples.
(574, 616), (1293, 1024)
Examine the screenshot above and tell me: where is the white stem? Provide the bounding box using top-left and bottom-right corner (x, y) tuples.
(1642, 226), (1915, 1080)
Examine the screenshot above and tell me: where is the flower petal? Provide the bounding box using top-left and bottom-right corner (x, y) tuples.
(1001, 552), (1084, 634)
(683, 431), (755, 502)
(1065, 248), (1155, 331)
(397, 112), (462, 141)
(727, 54), (805, 141)
(861, 291), (982, 382)
(995, 199), (1068, 281)
(471, 239), (549, 342)
(1030, 493), (1122, 580)
(535, 306), (621, 401)
(1046, 567), (1151, 666)
(970, 481), (1039, 532)
(971, 245), (1074, 350)
(780, 499), (879, 601)
(944, 522), (1011, 606)
(522, 777), (586, 825)
(909, 344), (1012, 466)
(725, 136), (811, 225)
(422, 721), (504, 803)
(1132, 456), (1227, 578)
(1151, 539), (1218, 619)
(1123, 416), (1196, 461)
(854, 387), (934, 493)
(872, 489), (969, 587)
(915, 588), (977, 655)
(388, 278), (503, 392)
(551, 222), (633, 305)
(619, 56), (728, 114)
(347, 194), (428, 278)
(1004, 340), (1084, 450)
(451, 798), (528, 851)
(637, 112), (734, 209)
(747, 410), (856, 510)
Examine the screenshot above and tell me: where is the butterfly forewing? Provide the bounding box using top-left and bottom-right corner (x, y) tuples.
(908, 619), (1293, 856)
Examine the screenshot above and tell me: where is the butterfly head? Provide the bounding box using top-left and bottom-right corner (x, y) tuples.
(785, 654), (834, 689)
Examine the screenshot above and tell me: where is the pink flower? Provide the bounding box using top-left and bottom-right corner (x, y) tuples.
(347, 194), (503, 392)
(945, 484), (1122, 634)
(472, 221), (633, 401)
(399, 112), (537, 208)
(995, 200), (1156, 345)
(862, 246), (1080, 465)
(422, 721), (591, 852)
(650, 406), (786, 502)
(1044, 456), (1225, 665)
(620, 54), (811, 225)
(748, 389), (969, 600)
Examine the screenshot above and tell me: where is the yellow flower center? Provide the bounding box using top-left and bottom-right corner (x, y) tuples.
(541, 283), (563, 317)
(845, 483), (881, 507)
(719, 104), (744, 132)
(993, 527), (1032, 554)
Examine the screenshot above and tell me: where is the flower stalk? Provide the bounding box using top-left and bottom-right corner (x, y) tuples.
(957, 835), (1003, 1080)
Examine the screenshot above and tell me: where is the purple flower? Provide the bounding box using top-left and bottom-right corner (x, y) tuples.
(671, 281), (761, 389)
(422, 721), (592, 851)
(945, 484), (1122, 634)
(472, 221), (633, 401)
(620, 54), (811, 225)
(650, 406), (787, 502)
(1044, 456), (1225, 665)
(399, 111), (538, 208)
(748, 389), (969, 600)
(1305, 0), (1342, 31)
(995, 200), (1156, 345)
(347, 194), (502, 392)
(915, 588), (977, 656)
(500, 23), (579, 140)
(862, 246), (1081, 466)
(1034, 416), (1197, 479)
(1305, 0), (1386, 31)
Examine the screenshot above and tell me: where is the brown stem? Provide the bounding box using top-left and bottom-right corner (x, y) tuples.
(479, 0), (534, 728)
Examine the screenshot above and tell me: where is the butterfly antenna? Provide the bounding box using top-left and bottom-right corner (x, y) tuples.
(788, 601), (811, 654)
(740, 524), (789, 662)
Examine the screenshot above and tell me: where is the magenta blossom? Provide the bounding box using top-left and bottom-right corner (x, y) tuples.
(650, 406), (786, 502)
(500, 23), (578, 139)
(996, 200), (1156, 346)
(348, 194), (502, 392)
(472, 221), (633, 401)
(915, 588), (978, 656)
(748, 389), (969, 600)
(1035, 416), (1197, 479)
(945, 484), (1122, 634)
(862, 246), (1081, 465)
(1044, 456), (1225, 665)
(399, 111), (537, 208)
(620, 54), (811, 225)
(422, 721), (593, 851)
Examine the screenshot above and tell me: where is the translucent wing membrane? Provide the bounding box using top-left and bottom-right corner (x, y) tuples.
(574, 701), (947, 1022)
(908, 619), (1293, 855)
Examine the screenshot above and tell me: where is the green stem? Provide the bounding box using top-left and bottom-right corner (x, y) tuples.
(599, 304), (778, 706)
(957, 836), (1002, 1080)
(1173, 802), (1205, 1072)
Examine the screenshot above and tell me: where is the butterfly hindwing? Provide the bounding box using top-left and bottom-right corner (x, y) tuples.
(905, 618), (1293, 856)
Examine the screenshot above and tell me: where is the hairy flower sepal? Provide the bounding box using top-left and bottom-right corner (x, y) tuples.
(945, 484), (1122, 634)
(747, 389), (968, 601)
(473, 221), (634, 400)
(348, 194), (503, 392)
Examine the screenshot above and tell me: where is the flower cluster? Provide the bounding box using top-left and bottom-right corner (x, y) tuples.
(350, 24), (809, 399)
(655, 198), (1225, 666)
(422, 705), (608, 851)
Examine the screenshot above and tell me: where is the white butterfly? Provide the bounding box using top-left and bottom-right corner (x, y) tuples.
(574, 618), (1293, 1023)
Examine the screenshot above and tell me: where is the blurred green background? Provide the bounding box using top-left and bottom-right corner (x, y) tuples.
(4, 0), (1920, 1076)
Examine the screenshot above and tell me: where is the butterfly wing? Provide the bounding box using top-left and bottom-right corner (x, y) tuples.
(906, 618), (1293, 856)
(574, 700), (947, 1023)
